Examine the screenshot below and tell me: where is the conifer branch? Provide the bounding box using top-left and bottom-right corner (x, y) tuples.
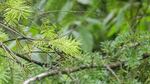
(0, 42), (49, 67)
(23, 62), (123, 84)
(23, 53), (150, 84)
(3, 37), (34, 43)
(14, 52), (49, 67)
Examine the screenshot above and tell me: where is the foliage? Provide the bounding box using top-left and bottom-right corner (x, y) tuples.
(0, 0), (150, 84)
(0, 29), (8, 41)
(4, 0), (31, 24)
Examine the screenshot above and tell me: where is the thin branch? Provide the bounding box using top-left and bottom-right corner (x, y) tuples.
(0, 54), (17, 62)
(0, 42), (21, 62)
(66, 73), (76, 82)
(105, 65), (121, 83)
(0, 42), (49, 67)
(23, 64), (99, 84)
(14, 52), (49, 67)
(21, 51), (55, 55)
(23, 53), (150, 84)
(0, 21), (25, 37)
(3, 37), (34, 43)
(23, 62), (124, 84)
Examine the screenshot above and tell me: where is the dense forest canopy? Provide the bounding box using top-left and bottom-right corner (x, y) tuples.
(0, 0), (150, 84)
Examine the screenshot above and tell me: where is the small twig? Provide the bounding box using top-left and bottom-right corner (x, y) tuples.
(0, 21), (25, 37)
(14, 52), (49, 67)
(3, 37), (34, 43)
(105, 65), (121, 83)
(21, 51), (55, 55)
(66, 73), (76, 82)
(0, 42), (20, 62)
(1, 42), (49, 67)
(0, 43), (25, 66)
(0, 54), (18, 63)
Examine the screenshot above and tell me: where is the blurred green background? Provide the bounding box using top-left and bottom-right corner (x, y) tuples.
(25, 0), (150, 52)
